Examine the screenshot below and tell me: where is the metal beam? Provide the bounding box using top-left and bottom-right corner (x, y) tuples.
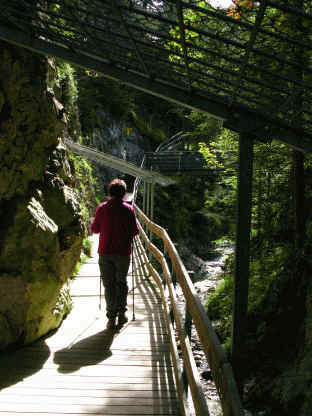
(1, 25), (312, 152)
(231, 133), (254, 386)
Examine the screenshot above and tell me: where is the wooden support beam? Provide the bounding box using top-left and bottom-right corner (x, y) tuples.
(231, 133), (254, 386)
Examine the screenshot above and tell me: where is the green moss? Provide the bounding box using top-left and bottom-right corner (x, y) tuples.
(25, 280), (73, 344)
(0, 42), (61, 201)
(82, 237), (92, 257)
(53, 284), (73, 320)
(67, 152), (102, 222)
(0, 313), (14, 350)
(25, 276), (62, 343)
(72, 237), (93, 276)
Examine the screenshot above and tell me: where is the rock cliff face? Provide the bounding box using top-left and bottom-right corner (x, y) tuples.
(89, 111), (146, 195)
(0, 42), (84, 350)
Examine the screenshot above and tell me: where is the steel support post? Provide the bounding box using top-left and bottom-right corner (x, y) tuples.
(231, 133), (254, 386)
(145, 183), (151, 258)
(143, 181), (147, 214)
(142, 181), (147, 245)
(146, 183), (151, 219)
(151, 183), (155, 223)
(150, 183), (155, 244)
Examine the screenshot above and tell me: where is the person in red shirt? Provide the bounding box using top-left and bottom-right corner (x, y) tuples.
(91, 178), (139, 329)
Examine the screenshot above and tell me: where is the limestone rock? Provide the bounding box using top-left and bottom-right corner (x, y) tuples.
(0, 42), (84, 350)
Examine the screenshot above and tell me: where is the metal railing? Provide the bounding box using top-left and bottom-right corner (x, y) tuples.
(133, 206), (244, 416)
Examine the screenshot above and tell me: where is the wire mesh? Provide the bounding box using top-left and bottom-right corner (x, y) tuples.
(1, 0), (312, 148)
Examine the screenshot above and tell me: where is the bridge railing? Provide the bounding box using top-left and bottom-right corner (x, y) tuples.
(134, 205), (244, 416)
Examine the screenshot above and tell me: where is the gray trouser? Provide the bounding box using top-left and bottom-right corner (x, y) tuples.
(99, 255), (130, 319)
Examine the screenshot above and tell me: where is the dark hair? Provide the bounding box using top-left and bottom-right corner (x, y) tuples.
(108, 178), (127, 199)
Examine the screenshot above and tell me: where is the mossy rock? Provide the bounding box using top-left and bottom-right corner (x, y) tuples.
(24, 277), (63, 344)
(0, 42), (62, 201)
(0, 42), (85, 350)
(0, 197), (59, 277)
(0, 313), (15, 350)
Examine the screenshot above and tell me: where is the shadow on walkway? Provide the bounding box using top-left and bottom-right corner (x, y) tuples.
(53, 329), (115, 373)
(0, 340), (50, 390)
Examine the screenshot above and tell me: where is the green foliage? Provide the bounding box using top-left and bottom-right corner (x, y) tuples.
(67, 152), (102, 224)
(206, 242), (295, 345)
(185, 111), (222, 143)
(73, 237), (93, 276)
(57, 61), (78, 107)
(130, 110), (166, 147)
(154, 175), (209, 243)
(56, 60), (79, 136)
(75, 70), (135, 135)
(204, 136), (312, 415)
(82, 237), (92, 257)
(53, 284), (73, 320)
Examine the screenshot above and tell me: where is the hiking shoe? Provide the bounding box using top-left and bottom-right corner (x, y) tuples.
(117, 313), (128, 327)
(106, 318), (117, 330)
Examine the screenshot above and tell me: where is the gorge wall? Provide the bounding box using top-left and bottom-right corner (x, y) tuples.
(0, 42), (85, 350)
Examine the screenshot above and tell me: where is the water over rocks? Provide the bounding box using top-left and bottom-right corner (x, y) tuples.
(174, 242), (233, 416)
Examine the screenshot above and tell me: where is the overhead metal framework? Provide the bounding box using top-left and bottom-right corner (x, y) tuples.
(2, 0), (311, 391)
(0, 0), (312, 151)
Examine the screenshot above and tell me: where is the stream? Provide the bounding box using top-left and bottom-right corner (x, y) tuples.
(176, 245), (266, 416)
(175, 244), (233, 416)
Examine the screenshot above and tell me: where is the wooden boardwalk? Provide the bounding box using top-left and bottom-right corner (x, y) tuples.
(0, 238), (180, 415)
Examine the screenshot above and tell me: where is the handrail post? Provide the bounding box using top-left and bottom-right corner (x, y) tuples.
(171, 243), (178, 287)
(184, 271), (194, 340)
(182, 271), (194, 399)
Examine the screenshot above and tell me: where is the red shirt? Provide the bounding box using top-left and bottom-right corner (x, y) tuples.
(91, 197), (139, 256)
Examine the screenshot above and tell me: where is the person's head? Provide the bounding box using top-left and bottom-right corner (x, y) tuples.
(108, 178), (127, 199)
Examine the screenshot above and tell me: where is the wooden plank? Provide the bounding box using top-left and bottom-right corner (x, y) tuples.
(0, 387), (178, 399)
(0, 394), (179, 406)
(0, 410), (174, 416)
(0, 359), (174, 373)
(10, 351), (172, 363)
(0, 365), (172, 378)
(0, 381), (177, 392)
(0, 403), (179, 415)
(0, 237), (179, 416)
